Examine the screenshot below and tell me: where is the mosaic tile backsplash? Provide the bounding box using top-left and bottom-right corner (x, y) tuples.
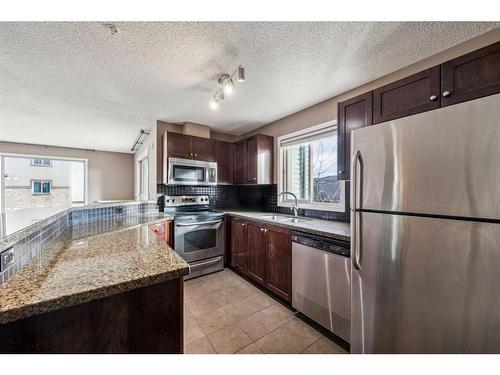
(157, 184), (349, 221)
(0, 202), (159, 286)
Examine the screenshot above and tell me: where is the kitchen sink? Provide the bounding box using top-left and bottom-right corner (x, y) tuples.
(260, 215), (291, 221)
(282, 217), (310, 224)
(260, 215), (312, 224)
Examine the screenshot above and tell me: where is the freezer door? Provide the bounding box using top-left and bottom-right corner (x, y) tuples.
(350, 93), (500, 220)
(351, 211), (500, 353)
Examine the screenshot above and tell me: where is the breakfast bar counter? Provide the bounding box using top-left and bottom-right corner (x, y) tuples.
(0, 213), (189, 353)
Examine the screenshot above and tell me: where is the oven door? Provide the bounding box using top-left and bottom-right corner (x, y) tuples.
(174, 219), (224, 263)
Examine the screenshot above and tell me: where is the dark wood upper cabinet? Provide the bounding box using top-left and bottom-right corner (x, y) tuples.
(192, 137), (215, 161)
(265, 225), (292, 303)
(214, 140), (234, 184)
(373, 66), (441, 124)
(244, 134), (273, 184)
(337, 92), (373, 180)
(166, 133), (214, 161)
(231, 217), (248, 274)
(166, 132), (192, 159)
(246, 222), (267, 286)
(441, 41), (500, 107)
(233, 140), (246, 184)
(245, 136), (258, 183)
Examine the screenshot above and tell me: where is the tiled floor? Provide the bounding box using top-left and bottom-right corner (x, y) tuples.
(183, 268), (348, 354)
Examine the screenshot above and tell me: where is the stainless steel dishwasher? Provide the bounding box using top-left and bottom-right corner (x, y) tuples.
(292, 231), (351, 343)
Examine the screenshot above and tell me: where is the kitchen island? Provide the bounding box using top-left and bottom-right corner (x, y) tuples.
(0, 213), (189, 353)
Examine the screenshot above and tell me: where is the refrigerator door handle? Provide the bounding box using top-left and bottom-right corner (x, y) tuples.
(351, 149), (363, 270)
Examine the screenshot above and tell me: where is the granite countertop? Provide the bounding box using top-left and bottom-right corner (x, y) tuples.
(222, 211), (351, 241)
(0, 216), (189, 325)
(1, 200), (160, 248)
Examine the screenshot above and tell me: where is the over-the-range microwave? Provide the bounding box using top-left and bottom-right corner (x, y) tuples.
(167, 157), (217, 185)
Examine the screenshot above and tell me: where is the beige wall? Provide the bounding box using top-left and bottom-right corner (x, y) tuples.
(0, 142), (134, 202)
(243, 28), (500, 182)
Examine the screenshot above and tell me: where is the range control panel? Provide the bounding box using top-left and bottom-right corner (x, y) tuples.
(163, 195), (209, 207)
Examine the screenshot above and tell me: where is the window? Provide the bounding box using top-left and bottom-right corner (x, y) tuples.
(278, 121), (344, 212)
(1, 154), (87, 236)
(32, 179), (51, 195)
(31, 158), (52, 167)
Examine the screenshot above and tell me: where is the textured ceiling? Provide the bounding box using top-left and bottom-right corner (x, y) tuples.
(0, 22), (498, 153)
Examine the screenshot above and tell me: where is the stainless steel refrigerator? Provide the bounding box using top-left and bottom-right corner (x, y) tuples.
(350, 93), (500, 353)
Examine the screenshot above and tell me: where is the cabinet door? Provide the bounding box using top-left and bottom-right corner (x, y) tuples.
(265, 225), (292, 303)
(164, 221), (174, 248)
(167, 133), (192, 159)
(215, 140), (234, 184)
(234, 140), (246, 184)
(231, 218), (248, 274)
(373, 66), (441, 124)
(245, 136), (258, 184)
(337, 92), (372, 180)
(192, 137), (215, 161)
(441, 41), (500, 107)
(246, 222), (267, 286)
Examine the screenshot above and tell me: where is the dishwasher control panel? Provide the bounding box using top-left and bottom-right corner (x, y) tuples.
(292, 232), (350, 257)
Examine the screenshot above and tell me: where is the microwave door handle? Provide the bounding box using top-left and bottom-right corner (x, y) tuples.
(175, 220), (222, 227)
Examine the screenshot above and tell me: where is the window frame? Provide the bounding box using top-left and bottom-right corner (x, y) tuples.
(32, 179), (52, 195)
(31, 158), (52, 167)
(277, 120), (345, 212)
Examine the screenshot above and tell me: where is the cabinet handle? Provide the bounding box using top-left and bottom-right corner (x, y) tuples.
(241, 223), (245, 227)
(442, 91), (451, 97)
(253, 177), (257, 181)
(429, 95), (438, 102)
(260, 228), (264, 232)
(194, 153), (197, 157)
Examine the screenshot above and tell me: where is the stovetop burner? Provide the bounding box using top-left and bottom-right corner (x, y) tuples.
(162, 195), (223, 223)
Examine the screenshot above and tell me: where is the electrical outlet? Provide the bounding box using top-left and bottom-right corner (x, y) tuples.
(1, 247), (14, 272)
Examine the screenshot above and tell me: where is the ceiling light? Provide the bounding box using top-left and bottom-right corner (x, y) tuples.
(223, 78), (234, 95)
(210, 100), (219, 110)
(237, 66), (245, 82)
(210, 65), (245, 110)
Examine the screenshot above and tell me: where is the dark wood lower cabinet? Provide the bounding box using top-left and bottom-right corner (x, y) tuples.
(246, 222), (267, 286)
(229, 216), (292, 304)
(231, 217), (248, 274)
(0, 278), (183, 353)
(265, 226), (292, 303)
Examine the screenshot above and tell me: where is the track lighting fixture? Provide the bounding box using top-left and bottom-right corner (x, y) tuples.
(210, 66), (245, 110)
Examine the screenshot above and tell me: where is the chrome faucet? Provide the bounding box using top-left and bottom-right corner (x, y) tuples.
(279, 191), (299, 217)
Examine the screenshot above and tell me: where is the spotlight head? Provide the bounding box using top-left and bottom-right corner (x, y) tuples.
(223, 79), (234, 94)
(237, 66), (245, 82)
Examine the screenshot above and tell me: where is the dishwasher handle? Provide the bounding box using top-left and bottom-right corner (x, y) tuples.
(292, 233), (350, 257)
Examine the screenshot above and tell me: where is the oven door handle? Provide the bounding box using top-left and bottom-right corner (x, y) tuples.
(175, 219), (222, 227)
(190, 256), (223, 269)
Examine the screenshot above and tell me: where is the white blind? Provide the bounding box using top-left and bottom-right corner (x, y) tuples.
(279, 125), (336, 148)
